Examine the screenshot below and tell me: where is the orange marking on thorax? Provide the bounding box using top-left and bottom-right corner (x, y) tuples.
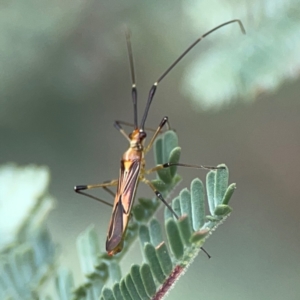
(123, 160), (132, 171)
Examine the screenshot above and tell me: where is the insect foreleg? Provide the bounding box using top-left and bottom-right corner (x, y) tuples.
(144, 116), (171, 154)
(114, 121), (131, 142)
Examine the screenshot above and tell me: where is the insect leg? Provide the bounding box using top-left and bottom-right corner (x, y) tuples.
(114, 121), (131, 142)
(142, 178), (210, 258)
(74, 180), (118, 207)
(142, 178), (179, 219)
(145, 167), (215, 259)
(146, 163), (225, 174)
(144, 116), (171, 154)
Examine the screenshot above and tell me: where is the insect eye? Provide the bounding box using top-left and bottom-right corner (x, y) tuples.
(139, 131), (147, 139)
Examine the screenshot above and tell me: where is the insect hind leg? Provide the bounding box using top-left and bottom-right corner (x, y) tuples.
(142, 178), (179, 219)
(146, 163), (225, 175)
(142, 177), (211, 259)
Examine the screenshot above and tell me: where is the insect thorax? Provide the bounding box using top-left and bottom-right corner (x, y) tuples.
(129, 129), (147, 151)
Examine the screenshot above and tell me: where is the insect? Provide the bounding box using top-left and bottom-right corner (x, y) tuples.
(74, 19), (245, 256)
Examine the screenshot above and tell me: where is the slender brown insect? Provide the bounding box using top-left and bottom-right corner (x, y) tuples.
(74, 19), (245, 256)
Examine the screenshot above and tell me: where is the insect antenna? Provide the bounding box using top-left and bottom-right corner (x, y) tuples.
(125, 27), (138, 129)
(140, 19), (246, 130)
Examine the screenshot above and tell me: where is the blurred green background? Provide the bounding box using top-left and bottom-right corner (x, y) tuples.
(1, 0), (300, 299)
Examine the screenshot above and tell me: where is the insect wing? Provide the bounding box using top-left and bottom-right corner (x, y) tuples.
(106, 159), (140, 255)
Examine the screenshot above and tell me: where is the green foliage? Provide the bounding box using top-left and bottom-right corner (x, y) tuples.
(93, 166), (234, 299)
(0, 164), (56, 300)
(181, 0), (300, 109)
(0, 131), (236, 299)
(58, 131), (236, 300)
(55, 268), (74, 300)
(154, 131), (181, 184)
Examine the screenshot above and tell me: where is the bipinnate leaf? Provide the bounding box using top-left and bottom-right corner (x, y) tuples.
(222, 183), (236, 205)
(149, 218), (163, 247)
(130, 265), (149, 300)
(0, 164), (56, 299)
(55, 268), (74, 300)
(101, 287), (115, 300)
(191, 178), (205, 231)
(165, 219), (184, 260)
(74, 132), (237, 300)
(155, 242), (173, 277)
(154, 131), (179, 184)
(76, 225), (100, 276)
(140, 264), (156, 297)
(125, 274), (141, 300)
(178, 215), (192, 246)
(112, 283), (122, 300)
(144, 243), (165, 284)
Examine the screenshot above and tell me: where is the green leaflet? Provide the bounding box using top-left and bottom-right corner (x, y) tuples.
(52, 131), (237, 300)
